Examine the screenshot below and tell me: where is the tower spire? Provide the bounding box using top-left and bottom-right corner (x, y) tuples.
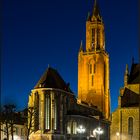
(92, 0), (100, 17)
(79, 40), (83, 52)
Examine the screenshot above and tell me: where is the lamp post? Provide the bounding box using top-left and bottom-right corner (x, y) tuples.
(77, 125), (86, 140)
(93, 127), (103, 140)
(116, 132), (120, 140)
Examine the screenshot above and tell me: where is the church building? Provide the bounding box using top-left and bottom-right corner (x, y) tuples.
(28, 0), (111, 140)
(110, 62), (140, 140)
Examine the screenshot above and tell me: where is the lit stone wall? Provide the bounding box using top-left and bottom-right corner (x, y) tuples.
(111, 108), (139, 140)
(78, 50), (110, 119)
(78, 7), (110, 120)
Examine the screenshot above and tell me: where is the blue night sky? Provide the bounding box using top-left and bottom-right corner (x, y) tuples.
(2, 0), (139, 112)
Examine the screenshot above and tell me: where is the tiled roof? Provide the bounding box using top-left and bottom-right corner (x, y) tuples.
(34, 67), (73, 93)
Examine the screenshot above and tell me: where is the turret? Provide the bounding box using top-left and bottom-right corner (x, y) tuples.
(124, 64), (129, 86)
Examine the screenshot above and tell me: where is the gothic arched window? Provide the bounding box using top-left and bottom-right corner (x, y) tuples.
(45, 94), (51, 130)
(128, 117), (133, 135)
(92, 28), (95, 48)
(72, 121), (77, 134)
(90, 64), (92, 74)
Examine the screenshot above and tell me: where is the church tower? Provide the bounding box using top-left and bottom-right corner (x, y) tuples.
(78, 0), (110, 119)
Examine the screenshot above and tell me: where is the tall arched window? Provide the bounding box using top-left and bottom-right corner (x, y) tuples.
(128, 117), (133, 135)
(97, 28), (100, 48)
(89, 64), (92, 74)
(92, 28), (95, 48)
(67, 121), (71, 134)
(72, 121), (77, 134)
(92, 75), (94, 86)
(45, 94), (51, 130)
(34, 92), (39, 130)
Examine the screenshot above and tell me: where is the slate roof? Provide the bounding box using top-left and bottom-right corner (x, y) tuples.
(121, 88), (139, 107)
(128, 63), (140, 84)
(34, 67), (73, 93)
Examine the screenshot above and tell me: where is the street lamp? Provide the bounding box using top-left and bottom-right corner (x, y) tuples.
(93, 127), (103, 140)
(116, 132), (120, 140)
(77, 125), (86, 140)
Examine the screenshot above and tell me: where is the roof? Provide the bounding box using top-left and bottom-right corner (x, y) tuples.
(34, 67), (73, 93)
(128, 63), (140, 84)
(121, 88), (139, 107)
(67, 103), (102, 118)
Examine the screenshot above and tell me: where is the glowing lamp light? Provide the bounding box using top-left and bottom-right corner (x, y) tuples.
(94, 127), (103, 135)
(116, 132), (120, 140)
(13, 135), (22, 140)
(77, 125), (86, 133)
(93, 127), (104, 140)
(116, 132), (120, 136)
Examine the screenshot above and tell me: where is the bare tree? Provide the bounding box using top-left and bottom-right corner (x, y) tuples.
(0, 104), (16, 140)
(23, 106), (38, 140)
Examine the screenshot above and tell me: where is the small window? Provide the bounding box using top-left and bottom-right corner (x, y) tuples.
(128, 117), (133, 135)
(90, 64), (92, 74)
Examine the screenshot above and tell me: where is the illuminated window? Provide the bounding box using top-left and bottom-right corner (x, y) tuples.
(45, 94), (51, 130)
(35, 92), (39, 130)
(90, 64), (92, 74)
(128, 117), (133, 135)
(39, 95), (41, 129)
(72, 121), (77, 134)
(54, 97), (57, 130)
(67, 121), (77, 134)
(67, 122), (71, 134)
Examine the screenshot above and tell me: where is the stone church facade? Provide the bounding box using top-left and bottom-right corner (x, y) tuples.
(110, 63), (140, 140)
(28, 0), (111, 140)
(77, 0), (110, 120)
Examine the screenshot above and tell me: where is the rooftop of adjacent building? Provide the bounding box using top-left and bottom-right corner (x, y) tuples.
(121, 62), (140, 108)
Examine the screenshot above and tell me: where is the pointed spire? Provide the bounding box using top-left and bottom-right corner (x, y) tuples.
(87, 12), (90, 21)
(92, 0), (101, 17)
(79, 40), (84, 52)
(124, 64), (129, 86)
(125, 64), (129, 75)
